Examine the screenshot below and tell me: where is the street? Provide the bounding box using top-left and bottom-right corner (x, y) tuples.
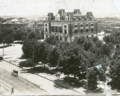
(0, 61), (48, 95)
(0, 60), (82, 95)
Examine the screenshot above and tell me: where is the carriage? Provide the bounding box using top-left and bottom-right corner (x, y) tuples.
(11, 69), (18, 77)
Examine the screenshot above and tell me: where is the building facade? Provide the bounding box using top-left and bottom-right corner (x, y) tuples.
(44, 9), (98, 42)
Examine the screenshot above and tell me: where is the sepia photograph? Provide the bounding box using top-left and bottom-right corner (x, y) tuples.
(0, 0), (120, 96)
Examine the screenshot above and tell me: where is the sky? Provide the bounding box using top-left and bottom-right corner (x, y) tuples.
(113, 0), (120, 12)
(0, 0), (120, 17)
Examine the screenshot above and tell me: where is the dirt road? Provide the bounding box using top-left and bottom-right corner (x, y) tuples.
(0, 62), (48, 95)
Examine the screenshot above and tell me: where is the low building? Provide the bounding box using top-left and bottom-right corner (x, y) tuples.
(1, 18), (27, 29)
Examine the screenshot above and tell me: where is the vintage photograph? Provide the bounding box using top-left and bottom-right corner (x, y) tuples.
(0, 0), (120, 96)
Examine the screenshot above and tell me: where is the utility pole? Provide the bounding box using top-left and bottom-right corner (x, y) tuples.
(33, 50), (34, 67)
(3, 39), (4, 56)
(33, 39), (35, 68)
(86, 62), (89, 94)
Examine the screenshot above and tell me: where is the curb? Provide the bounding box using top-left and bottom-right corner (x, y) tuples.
(3, 59), (83, 94)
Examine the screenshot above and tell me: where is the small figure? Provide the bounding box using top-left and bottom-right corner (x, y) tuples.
(11, 87), (14, 95)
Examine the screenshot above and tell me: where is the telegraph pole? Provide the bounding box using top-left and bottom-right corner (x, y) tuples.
(86, 62), (89, 94)
(3, 39), (4, 56)
(33, 39), (35, 68)
(33, 50), (34, 67)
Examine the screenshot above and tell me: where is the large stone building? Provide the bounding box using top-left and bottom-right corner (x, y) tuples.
(44, 9), (98, 42)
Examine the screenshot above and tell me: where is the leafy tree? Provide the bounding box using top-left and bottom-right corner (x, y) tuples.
(74, 36), (86, 45)
(103, 35), (111, 43)
(57, 43), (88, 78)
(45, 36), (58, 45)
(90, 36), (99, 43)
(101, 43), (112, 56)
(22, 38), (49, 63)
(22, 38), (36, 57)
(0, 31), (3, 44)
(14, 27), (27, 41)
(109, 59), (120, 89)
(87, 68), (99, 90)
(104, 32), (120, 45)
(83, 37), (93, 51)
(27, 30), (37, 39)
(47, 46), (59, 66)
(1, 27), (15, 45)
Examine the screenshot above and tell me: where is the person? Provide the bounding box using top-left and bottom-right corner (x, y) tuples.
(11, 87), (14, 95)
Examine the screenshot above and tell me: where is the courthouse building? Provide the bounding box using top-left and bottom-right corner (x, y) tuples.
(44, 9), (98, 42)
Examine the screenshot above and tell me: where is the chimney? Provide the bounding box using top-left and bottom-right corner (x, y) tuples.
(86, 12), (94, 19)
(73, 9), (81, 14)
(58, 9), (66, 20)
(67, 12), (73, 21)
(47, 13), (54, 20)
(58, 9), (66, 16)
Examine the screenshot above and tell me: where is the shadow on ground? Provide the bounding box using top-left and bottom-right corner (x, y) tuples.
(19, 59), (61, 75)
(19, 54), (28, 59)
(0, 45), (11, 48)
(27, 66), (61, 75)
(14, 41), (23, 44)
(54, 77), (86, 89)
(84, 87), (103, 94)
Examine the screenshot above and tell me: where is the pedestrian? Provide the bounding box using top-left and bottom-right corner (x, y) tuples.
(11, 87), (14, 95)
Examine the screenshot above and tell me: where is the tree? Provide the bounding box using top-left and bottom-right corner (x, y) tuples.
(22, 38), (36, 58)
(104, 32), (120, 45)
(83, 37), (93, 51)
(101, 43), (112, 56)
(0, 31), (3, 44)
(74, 36), (86, 45)
(1, 27), (15, 45)
(14, 27), (27, 41)
(57, 43), (88, 78)
(47, 47), (59, 66)
(109, 59), (120, 89)
(45, 36), (58, 45)
(103, 35), (111, 43)
(87, 68), (99, 90)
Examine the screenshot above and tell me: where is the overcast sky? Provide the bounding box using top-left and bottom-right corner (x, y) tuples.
(0, 0), (120, 17)
(113, 0), (120, 12)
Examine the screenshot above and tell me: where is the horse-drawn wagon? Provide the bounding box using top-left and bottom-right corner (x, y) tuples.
(11, 69), (18, 77)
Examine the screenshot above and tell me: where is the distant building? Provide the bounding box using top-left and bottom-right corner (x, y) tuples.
(43, 9), (98, 42)
(37, 21), (44, 39)
(1, 18), (27, 29)
(97, 18), (120, 33)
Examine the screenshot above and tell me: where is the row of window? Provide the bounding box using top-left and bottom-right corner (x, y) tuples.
(74, 24), (94, 27)
(51, 26), (62, 32)
(56, 36), (67, 41)
(45, 26), (94, 33)
(49, 36), (67, 41)
(51, 26), (67, 34)
(74, 28), (94, 33)
(45, 27), (68, 34)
